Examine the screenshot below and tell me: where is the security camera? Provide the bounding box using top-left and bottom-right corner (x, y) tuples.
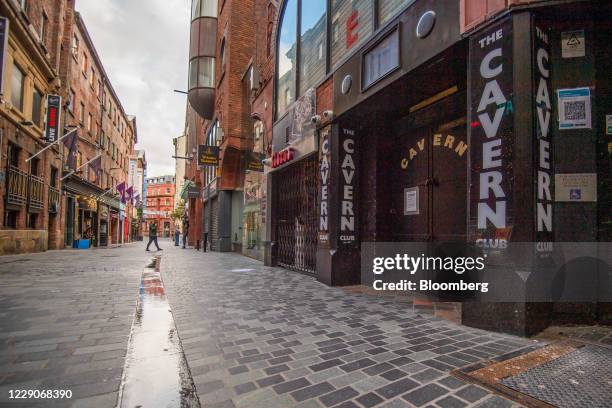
(311, 115), (322, 126)
(262, 158), (272, 167)
(322, 110), (334, 121)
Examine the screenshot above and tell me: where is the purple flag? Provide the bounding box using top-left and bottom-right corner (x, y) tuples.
(126, 186), (134, 204)
(117, 181), (126, 203)
(63, 131), (78, 170)
(89, 156), (102, 184)
(134, 194), (141, 207)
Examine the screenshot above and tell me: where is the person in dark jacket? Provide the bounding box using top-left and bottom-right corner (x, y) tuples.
(146, 222), (162, 251)
(182, 217), (189, 249)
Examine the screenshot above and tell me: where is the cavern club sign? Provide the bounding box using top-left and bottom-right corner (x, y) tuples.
(469, 17), (514, 242)
(338, 127), (358, 248)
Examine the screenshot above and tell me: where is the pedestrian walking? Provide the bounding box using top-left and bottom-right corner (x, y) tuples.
(182, 217), (189, 249)
(146, 222), (162, 251)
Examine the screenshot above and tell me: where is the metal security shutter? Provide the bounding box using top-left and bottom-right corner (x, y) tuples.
(276, 155), (318, 274)
(210, 197), (219, 251)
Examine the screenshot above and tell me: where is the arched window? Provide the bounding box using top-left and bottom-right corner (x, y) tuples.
(276, 0), (297, 116)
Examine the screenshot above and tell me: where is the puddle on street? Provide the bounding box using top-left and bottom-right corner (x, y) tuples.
(118, 258), (199, 408)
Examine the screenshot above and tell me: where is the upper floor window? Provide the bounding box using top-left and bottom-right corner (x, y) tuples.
(68, 89), (75, 112)
(40, 12), (48, 44)
(82, 53), (88, 73)
(72, 34), (79, 56)
(299, 0), (327, 96)
(276, 0), (297, 117)
(191, 0), (217, 20)
(79, 102), (85, 123)
(189, 56), (215, 89)
(32, 87), (43, 127)
(10, 63), (25, 111)
(20, 0), (28, 13)
(379, 0), (411, 26)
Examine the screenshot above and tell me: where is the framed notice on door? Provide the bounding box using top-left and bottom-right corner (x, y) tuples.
(404, 187), (419, 215)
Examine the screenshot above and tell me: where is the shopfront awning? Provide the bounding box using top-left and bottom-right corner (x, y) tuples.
(63, 176), (122, 210)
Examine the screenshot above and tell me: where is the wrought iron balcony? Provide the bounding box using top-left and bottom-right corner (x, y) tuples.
(6, 165), (28, 207)
(29, 174), (45, 211)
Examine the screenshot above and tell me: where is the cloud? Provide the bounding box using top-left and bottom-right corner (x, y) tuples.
(76, 0), (190, 177)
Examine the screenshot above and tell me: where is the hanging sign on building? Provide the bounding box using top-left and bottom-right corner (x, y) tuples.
(318, 127), (331, 246)
(469, 17), (514, 244)
(338, 126), (358, 248)
(246, 152), (265, 172)
(44, 95), (62, 143)
(197, 145), (220, 166)
(534, 23), (554, 240)
(557, 87), (591, 129)
(0, 17), (8, 95)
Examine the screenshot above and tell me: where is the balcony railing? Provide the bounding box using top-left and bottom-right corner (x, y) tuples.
(7, 165), (28, 207)
(48, 186), (60, 213)
(29, 174), (45, 211)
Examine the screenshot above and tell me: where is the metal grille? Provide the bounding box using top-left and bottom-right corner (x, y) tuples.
(210, 198), (219, 251)
(7, 165), (28, 207)
(28, 174), (44, 211)
(276, 155), (318, 274)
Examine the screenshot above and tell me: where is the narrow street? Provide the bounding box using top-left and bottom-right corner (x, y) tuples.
(1, 242), (538, 408)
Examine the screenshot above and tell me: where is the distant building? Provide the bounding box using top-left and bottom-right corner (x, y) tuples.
(173, 133), (186, 221)
(144, 175), (175, 238)
(129, 149), (146, 240)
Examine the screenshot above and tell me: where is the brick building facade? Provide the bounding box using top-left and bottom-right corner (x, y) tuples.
(1, 0), (138, 254)
(144, 175), (175, 239)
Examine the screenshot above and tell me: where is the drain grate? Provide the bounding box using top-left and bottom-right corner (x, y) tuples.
(501, 344), (612, 408)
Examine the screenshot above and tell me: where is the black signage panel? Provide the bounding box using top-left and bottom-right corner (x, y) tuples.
(468, 17), (514, 245)
(197, 145), (219, 167)
(246, 152), (265, 172)
(318, 127), (331, 247)
(533, 22), (554, 244)
(337, 126), (358, 248)
(0, 17), (9, 95)
(45, 95), (62, 143)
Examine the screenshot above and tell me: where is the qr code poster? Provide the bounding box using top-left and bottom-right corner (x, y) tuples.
(557, 87), (592, 130)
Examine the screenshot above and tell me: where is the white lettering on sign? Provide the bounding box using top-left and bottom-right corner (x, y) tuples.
(476, 28), (507, 230)
(339, 133), (356, 243)
(319, 134), (330, 232)
(535, 26), (553, 232)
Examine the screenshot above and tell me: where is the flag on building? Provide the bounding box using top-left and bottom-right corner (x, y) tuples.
(126, 186), (134, 204)
(89, 156), (102, 184)
(117, 181), (127, 203)
(63, 130), (78, 170)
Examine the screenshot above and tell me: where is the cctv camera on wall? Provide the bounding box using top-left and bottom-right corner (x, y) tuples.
(322, 110), (334, 121)
(311, 115), (322, 126)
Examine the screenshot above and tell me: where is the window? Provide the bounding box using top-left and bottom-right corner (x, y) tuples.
(20, 0), (28, 13)
(87, 113), (92, 132)
(276, 0), (297, 116)
(10, 63), (25, 111)
(330, 0), (373, 67)
(82, 53), (88, 73)
(189, 57), (215, 89)
(362, 28), (399, 89)
(50, 167), (58, 188)
(27, 213), (38, 229)
(68, 89), (75, 112)
(299, 0), (326, 95)
(4, 211), (18, 229)
(220, 38), (226, 69)
(90, 68), (95, 87)
(191, 0), (217, 19)
(32, 87), (43, 127)
(72, 34), (79, 56)
(379, 0), (411, 25)
(40, 12), (48, 44)
(79, 102), (85, 123)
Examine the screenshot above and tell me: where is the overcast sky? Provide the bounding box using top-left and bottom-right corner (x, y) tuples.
(76, 0), (190, 178)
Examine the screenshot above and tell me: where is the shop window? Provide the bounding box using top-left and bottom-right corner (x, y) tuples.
(276, 0), (297, 116)
(32, 87), (43, 127)
(299, 0), (327, 95)
(189, 56), (215, 89)
(191, 0), (217, 19)
(330, 0), (373, 68)
(379, 0), (411, 26)
(4, 210), (18, 229)
(362, 28), (399, 89)
(10, 63), (25, 111)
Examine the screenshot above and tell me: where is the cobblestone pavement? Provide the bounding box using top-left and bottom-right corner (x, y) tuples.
(0, 243), (150, 407)
(162, 245), (537, 408)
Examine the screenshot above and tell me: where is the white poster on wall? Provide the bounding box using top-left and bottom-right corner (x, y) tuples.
(561, 30), (585, 58)
(404, 187), (419, 215)
(557, 87), (591, 129)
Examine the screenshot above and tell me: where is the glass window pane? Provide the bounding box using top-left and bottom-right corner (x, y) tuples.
(192, 0), (216, 19)
(11, 64), (24, 111)
(331, 0), (373, 68)
(379, 0), (411, 26)
(32, 88), (42, 126)
(299, 0), (327, 95)
(363, 29), (399, 88)
(276, 0), (297, 116)
(197, 57), (215, 88)
(189, 59), (197, 90)
(192, 0), (201, 19)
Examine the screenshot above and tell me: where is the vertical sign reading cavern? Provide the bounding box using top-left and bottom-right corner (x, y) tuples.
(469, 17), (514, 244)
(338, 127), (358, 248)
(319, 127), (331, 246)
(534, 23), (554, 243)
